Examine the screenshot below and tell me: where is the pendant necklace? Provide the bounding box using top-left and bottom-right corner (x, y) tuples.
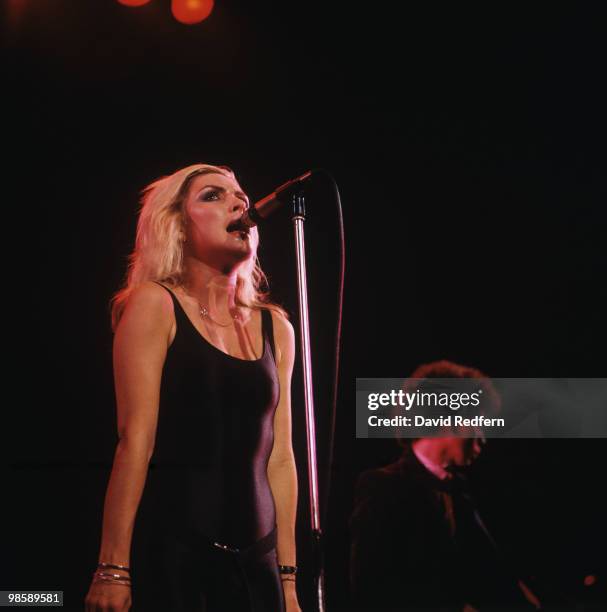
(179, 285), (240, 327)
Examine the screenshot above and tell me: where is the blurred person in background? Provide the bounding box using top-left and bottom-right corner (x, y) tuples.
(349, 359), (541, 611)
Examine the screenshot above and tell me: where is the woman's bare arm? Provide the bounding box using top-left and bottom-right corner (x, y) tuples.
(96, 282), (174, 565)
(266, 311), (299, 609)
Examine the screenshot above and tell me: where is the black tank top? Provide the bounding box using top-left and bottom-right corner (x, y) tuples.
(141, 281), (280, 548)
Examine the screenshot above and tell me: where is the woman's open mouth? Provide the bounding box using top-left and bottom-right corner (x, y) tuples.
(226, 220), (250, 241)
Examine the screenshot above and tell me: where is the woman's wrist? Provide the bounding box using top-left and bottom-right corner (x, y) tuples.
(281, 578), (297, 590)
(97, 550), (131, 566)
(92, 559), (132, 586)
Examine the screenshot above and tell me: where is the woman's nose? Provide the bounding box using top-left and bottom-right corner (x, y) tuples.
(231, 196), (247, 212)
(231, 197), (247, 213)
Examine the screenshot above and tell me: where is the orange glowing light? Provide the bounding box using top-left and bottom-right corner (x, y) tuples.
(117, 0), (151, 7)
(171, 0), (214, 25)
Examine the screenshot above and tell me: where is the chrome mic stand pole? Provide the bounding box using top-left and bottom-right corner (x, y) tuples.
(291, 192), (326, 612)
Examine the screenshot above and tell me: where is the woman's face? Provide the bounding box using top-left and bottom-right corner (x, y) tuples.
(182, 171), (258, 269)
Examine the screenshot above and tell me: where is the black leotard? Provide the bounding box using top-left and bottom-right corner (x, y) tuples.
(127, 282), (286, 611)
(141, 281), (280, 548)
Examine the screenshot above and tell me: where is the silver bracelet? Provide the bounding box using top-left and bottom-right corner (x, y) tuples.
(93, 571), (132, 585)
(94, 571), (131, 580)
(97, 561), (131, 572)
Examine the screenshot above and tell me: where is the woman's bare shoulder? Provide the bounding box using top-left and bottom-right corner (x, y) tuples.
(119, 281), (175, 333)
(268, 308), (295, 365)
(127, 280), (173, 306)
(268, 307), (292, 330)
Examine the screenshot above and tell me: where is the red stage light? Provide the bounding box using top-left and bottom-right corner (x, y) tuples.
(117, 0), (151, 7)
(171, 0), (214, 25)
(584, 575), (596, 587)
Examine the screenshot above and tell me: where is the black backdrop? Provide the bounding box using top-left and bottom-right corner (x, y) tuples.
(3, 2), (606, 610)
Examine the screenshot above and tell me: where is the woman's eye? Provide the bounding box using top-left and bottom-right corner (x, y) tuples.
(202, 190), (220, 201)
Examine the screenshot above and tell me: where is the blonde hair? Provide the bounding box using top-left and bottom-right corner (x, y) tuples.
(110, 163), (288, 332)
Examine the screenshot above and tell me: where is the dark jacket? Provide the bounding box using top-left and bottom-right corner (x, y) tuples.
(349, 446), (531, 611)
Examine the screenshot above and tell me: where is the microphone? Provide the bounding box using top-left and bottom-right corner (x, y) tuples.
(239, 170), (314, 229)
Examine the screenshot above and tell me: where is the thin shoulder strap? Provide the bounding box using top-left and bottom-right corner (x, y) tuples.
(152, 280), (173, 297)
(262, 308), (277, 363)
(152, 281), (180, 312)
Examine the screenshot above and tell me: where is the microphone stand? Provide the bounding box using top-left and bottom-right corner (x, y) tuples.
(291, 192), (326, 612)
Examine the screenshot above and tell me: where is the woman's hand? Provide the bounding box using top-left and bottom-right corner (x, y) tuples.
(282, 579), (302, 612)
(84, 578), (132, 612)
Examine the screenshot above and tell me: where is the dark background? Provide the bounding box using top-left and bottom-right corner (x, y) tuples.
(3, 1), (606, 610)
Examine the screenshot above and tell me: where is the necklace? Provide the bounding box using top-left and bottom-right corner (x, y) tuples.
(198, 304), (240, 327)
(179, 284), (241, 327)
